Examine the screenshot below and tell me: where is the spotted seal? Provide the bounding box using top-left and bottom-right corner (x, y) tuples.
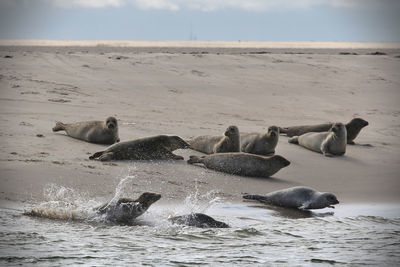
(241, 126), (279, 156)
(96, 192), (161, 224)
(188, 125), (240, 154)
(279, 118), (368, 144)
(243, 186), (339, 210)
(187, 153), (290, 178)
(288, 123), (347, 156)
(169, 213), (230, 228)
(52, 116), (119, 144)
(89, 135), (190, 161)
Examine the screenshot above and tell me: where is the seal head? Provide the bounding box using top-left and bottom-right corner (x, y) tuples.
(97, 192), (161, 224)
(169, 213), (230, 228)
(306, 193), (339, 209)
(271, 155), (291, 167)
(106, 116), (118, 130)
(346, 118), (369, 144)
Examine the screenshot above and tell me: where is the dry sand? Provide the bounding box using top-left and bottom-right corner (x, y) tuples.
(0, 41), (399, 206)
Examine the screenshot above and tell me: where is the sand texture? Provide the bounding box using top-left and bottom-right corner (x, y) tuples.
(0, 42), (399, 205)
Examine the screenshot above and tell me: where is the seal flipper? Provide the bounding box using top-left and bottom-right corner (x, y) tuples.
(52, 122), (66, 132)
(288, 136), (299, 144)
(243, 194), (269, 203)
(98, 152), (114, 161)
(242, 141), (255, 154)
(187, 155), (205, 164)
(89, 151), (105, 160)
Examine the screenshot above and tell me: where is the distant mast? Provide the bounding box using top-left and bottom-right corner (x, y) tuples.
(189, 23), (197, 41)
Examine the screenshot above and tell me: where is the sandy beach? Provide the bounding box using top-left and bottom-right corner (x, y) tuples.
(1, 41), (400, 206)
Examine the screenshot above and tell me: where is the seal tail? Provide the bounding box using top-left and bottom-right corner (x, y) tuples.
(278, 127), (288, 134)
(52, 122), (66, 132)
(187, 155), (204, 164)
(89, 151), (104, 160)
(243, 194), (269, 202)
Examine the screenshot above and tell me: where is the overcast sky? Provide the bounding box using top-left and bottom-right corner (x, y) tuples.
(0, 0), (399, 41)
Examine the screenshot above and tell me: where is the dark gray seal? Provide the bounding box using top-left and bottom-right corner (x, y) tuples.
(187, 152), (290, 178)
(243, 186), (339, 210)
(52, 116), (119, 144)
(288, 123), (347, 156)
(89, 135), (190, 161)
(241, 126), (279, 156)
(279, 118), (368, 144)
(96, 192), (161, 224)
(188, 125), (240, 154)
(169, 213), (230, 228)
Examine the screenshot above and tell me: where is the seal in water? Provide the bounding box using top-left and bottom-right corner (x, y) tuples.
(243, 186), (339, 210)
(279, 118), (368, 144)
(52, 116), (119, 144)
(288, 123), (346, 156)
(187, 153), (290, 178)
(96, 192), (161, 224)
(169, 213), (230, 228)
(240, 126), (279, 156)
(188, 125), (240, 154)
(89, 135), (190, 161)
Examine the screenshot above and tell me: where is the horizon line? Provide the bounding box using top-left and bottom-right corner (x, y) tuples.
(1, 40), (400, 49)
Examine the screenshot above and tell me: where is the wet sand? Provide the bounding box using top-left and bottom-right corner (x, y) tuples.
(0, 41), (399, 206)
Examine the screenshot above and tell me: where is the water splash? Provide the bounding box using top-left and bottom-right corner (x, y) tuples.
(173, 177), (224, 216)
(24, 183), (99, 221)
(24, 166), (139, 223)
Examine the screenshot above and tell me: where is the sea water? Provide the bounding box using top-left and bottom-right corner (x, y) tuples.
(1, 177), (399, 266)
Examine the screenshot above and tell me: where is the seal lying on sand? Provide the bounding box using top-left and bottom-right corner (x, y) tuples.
(188, 125), (240, 154)
(279, 118), (368, 144)
(241, 126), (279, 156)
(243, 186), (339, 210)
(96, 192), (161, 224)
(52, 116), (119, 144)
(169, 213), (230, 228)
(288, 123), (347, 156)
(89, 135), (190, 161)
(187, 153), (290, 178)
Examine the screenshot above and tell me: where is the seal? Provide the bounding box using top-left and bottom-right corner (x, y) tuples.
(96, 192), (161, 224)
(243, 186), (339, 210)
(279, 118), (368, 144)
(288, 122), (347, 156)
(188, 126), (240, 154)
(241, 126), (279, 156)
(345, 118), (369, 144)
(169, 213), (230, 228)
(52, 116), (119, 144)
(89, 135), (190, 161)
(187, 153), (290, 178)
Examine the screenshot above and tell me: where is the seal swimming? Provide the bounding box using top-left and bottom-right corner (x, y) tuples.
(187, 153), (290, 178)
(169, 213), (230, 228)
(243, 186), (339, 210)
(89, 135), (190, 161)
(52, 116), (119, 144)
(188, 125), (240, 154)
(240, 126), (279, 156)
(279, 118), (368, 144)
(288, 122), (347, 156)
(96, 192), (161, 224)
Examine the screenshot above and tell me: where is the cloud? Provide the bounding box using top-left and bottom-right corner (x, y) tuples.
(50, 0), (125, 8)
(9, 0), (399, 11)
